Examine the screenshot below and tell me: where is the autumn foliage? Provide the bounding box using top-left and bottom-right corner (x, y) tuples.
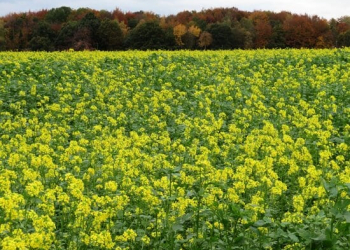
(0, 6), (349, 51)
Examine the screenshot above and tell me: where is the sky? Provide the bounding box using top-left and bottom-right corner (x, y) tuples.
(0, 0), (349, 20)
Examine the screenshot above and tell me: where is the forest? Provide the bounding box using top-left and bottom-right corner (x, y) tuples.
(0, 6), (350, 51)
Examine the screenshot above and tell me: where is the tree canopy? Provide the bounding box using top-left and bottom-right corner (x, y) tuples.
(0, 6), (349, 51)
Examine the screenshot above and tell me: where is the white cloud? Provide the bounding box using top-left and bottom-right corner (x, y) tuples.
(0, 0), (349, 19)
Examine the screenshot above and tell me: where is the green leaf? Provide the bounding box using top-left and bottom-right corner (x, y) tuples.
(329, 137), (344, 143)
(311, 233), (327, 241)
(329, 187), (338, 198)
(254, 220), (268, 227)
(288, 231), (299, 242)
(181, 213), (192, 221)
(297, 229), (311, 239)
(344, 211), (350, 223)
(233, 234), (244, 244)
(172, 223), (183, 231)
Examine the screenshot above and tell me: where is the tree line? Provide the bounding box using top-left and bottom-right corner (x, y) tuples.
(0, 6), (350, 51)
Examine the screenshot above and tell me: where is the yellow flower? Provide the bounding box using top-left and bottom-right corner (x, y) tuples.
(115, 229), (137, 242)
(293, 195), (305, 212)
(141, 235), (151, 245)
(25, 180), (44, 197)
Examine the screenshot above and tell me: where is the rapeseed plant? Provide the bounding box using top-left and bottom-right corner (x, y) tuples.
(0, 49), (349, 249)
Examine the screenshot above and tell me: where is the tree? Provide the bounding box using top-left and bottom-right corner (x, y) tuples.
(29, 21), (56, 50)
(330, 19), (340, 46)
(311, 16), (332, 48)
(254, 20), (272, 48)
(46, 6), (72, 23)
(181, 25), (201, 49)
(97, 19), (123, 50)
(173, 24), (187, 46)
(71, 12), (101, 49)
(175, 11), (193, 24)
(55, 21), (79, 49)
(338, 30), (350, 47)
(73, 27), (93, 50)
(68, 8), (94, 21)
(192, 16), (207, 30)
(0, 19), (5, 50)
(119, 21), (129, 36)
(112, 8), (126, 23)
(3, 13), (34, 50)
(198, 31), (212, 49)
(231, 23), (247, 49)
(283, 15), (316, 48)
(240, 17), (254, 48)
(98, 10), (113, 20)
(188, 25), (201, 37)
(207, 23), (234, 49)
(79, 12), (100, 35)
(0, 6), (347, 51)
(124, 21), (169, 50)
(249, 11), (273, 48)
(29, 36), (53, 51)
(269, 22), (286, 48)
(163, 27), (176, 50)
(338, 16), (350, 27)
(330, 17), (350, 47)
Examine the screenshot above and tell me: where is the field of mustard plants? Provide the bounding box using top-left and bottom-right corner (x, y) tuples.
(0, 49), (350, 249)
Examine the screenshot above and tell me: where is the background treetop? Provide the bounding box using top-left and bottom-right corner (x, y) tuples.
(0, 6), (349, 51)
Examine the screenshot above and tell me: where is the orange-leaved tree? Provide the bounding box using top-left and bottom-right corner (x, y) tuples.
(198, 31), (212, 49)
(173, 24), (187, 46)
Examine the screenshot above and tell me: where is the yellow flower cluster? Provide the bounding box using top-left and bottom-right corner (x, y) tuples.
(0, 49), (349, 249)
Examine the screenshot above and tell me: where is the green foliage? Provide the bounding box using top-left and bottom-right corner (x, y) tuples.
(269, 22), (287, 48)
(0, 19), (5, 51)
(29, 36), (53, 51)
(55, 21), (79, 49)
(207, 23), (234, 49)
(338, 30), (350, 47)
(125, 21), (170, 50)
(127, 18), (139, 29)
(231, 24), (247, 49)
(29, 21), (56, 51)
(0, 49), (349, 249)
(97, 19), (123, 50)
(0, 6), (349, 51)
(45, 6), (72, 23)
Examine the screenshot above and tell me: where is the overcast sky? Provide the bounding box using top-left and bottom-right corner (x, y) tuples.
(0, 0), (349, 20)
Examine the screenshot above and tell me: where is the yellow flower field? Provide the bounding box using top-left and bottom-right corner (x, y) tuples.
(0, 49), (349, 249)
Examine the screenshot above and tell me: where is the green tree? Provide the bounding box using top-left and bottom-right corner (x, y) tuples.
(46, 6), (72, 23)
(163, 27), (176, 50)
(182, 25), (201, 49)
(0, 19), (5, 50)
(79, 12), (100, 48)
(240, 18), (255, 48)
(59, 12), (102, 50)
(97, 19), (124, 50)
(338, 30), (350, 46)
(268, 22), (286, 48)
(29, 21), (56, 50)
(192, 16), (207, 31)
(127, 18), (139, 29)
(338, 16), (350, 26)
(231, 22), (250, 49)
(207, 23), (234, 49)
(55, 21), (79, 49)
(124, 21), (169, 50)
(29, 36), (53, 51)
